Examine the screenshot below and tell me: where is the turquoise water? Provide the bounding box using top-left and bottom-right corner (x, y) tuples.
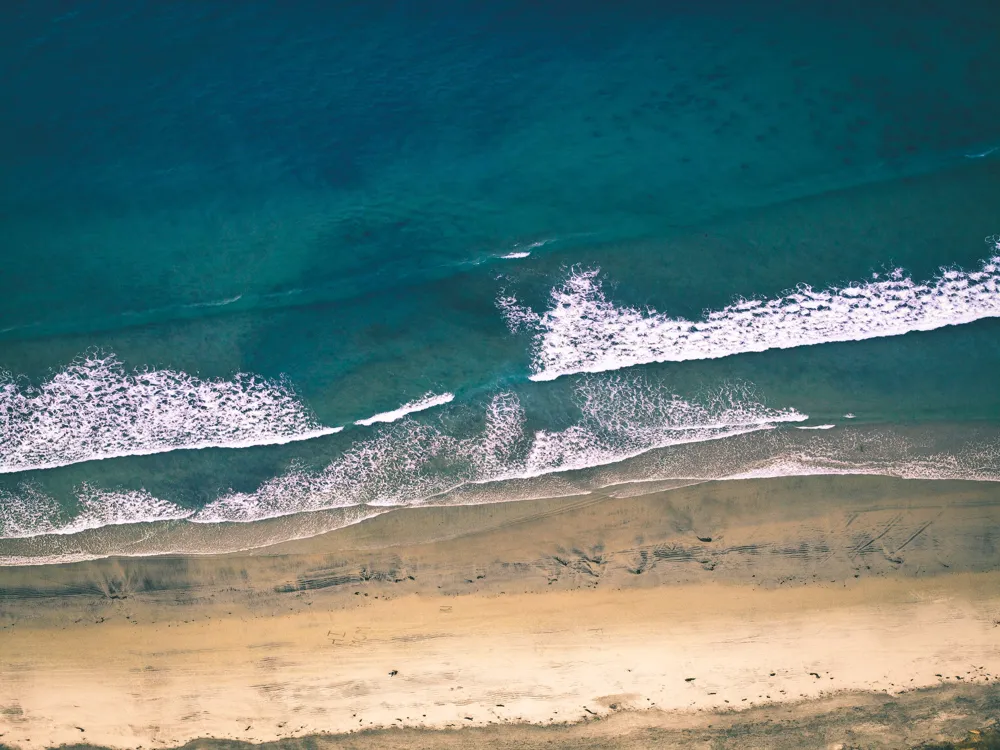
(2, 1), (1000, 563)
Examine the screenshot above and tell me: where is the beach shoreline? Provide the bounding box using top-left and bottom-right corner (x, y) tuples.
(1, 475), (999, 749)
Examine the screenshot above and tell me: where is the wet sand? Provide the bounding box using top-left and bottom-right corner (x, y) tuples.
(1, 475), (999, 749)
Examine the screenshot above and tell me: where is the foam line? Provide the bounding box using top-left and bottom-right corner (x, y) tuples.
(0, 484), (192, 540)
(498, 238), (556, 260)
(194, 377), (801, 524)
(506, 241), (1000, 381)
(1, 378), (801, 532)
(354, 392), (455, 426)
(497, 377), (806, 481)
(5, 381), (1000, 553)
(0, 352), (340, 473)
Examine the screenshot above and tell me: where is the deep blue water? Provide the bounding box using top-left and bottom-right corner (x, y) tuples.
(2, 1), (1000, 562)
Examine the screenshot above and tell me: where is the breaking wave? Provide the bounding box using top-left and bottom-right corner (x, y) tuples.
(502, 239), (1000, 381)
(0, 352), (341, 473)
(1, 376), (802, 534)
(195, 377), (803, 523)
(0, 484), (191, 540)
(355, 392), (456, 426)
(4, 415), (998, 564)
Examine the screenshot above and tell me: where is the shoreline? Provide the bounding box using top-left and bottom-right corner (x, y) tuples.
(1, 475), (999, 749)
(3, 443), (1000, 567)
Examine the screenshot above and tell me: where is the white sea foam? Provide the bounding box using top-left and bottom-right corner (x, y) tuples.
(195, 393), (525, 522)
(0, 484), (191, 539)
(354, 392), (456, 427)
(499, 377), (806, 480)
(723, 441), (1000, 483)
(795, 424), (836, 430)
(504, 244), (1000, 381)
(496, 292), (542, 334)
(647, 422), (1000, 485)
(6, 423), (998, 565)
(193, 377), (798, 523)
(4, 383), (1000, 560)
(0, 504), (384, 566)
(206, 413), (998, 526)
(498, 238), (557, 260)
(0, 352), (341, 473)
(0, 376), (807, 532)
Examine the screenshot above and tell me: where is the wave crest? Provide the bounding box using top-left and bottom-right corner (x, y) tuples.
(0, 352), (340, 473)
(70, 377), (797, 526)
(354, 392), (456, 426)
(0, 483), (191, 539)
(505, 244), (1000, 381)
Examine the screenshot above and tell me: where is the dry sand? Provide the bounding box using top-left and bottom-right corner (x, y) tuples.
(1, 475), (999, 749)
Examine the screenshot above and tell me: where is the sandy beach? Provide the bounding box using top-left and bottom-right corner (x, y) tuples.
(2, 475), (999, 749)
(5, 2), (1000, 748)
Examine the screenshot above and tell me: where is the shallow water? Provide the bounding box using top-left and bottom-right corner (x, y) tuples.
(2, 1), (999, 561)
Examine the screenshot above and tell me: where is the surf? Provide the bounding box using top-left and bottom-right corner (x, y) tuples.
(354, 392), (456, 427)
(0, 352), (342, 474)
(504, 238), (1000, 381)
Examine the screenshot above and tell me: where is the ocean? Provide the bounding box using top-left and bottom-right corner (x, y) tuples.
(2, 0), (999, 564)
